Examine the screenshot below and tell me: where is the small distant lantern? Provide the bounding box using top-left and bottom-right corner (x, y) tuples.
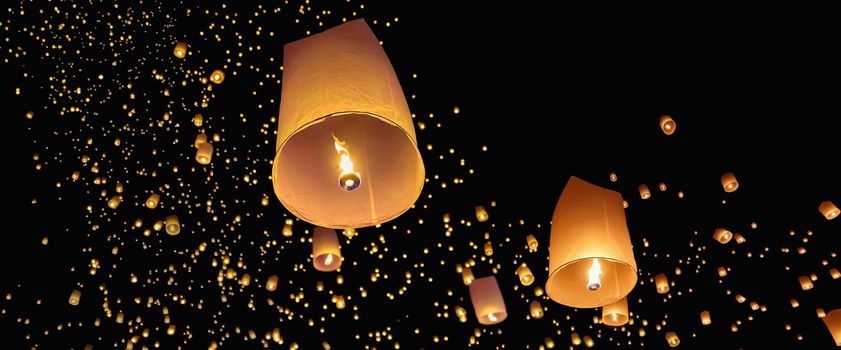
(602, 297), (629, 327)
(335, 295), (346, 309)
(516, 265), (534, 286)
(526, 234), (538, 252)
(266, 275), (278, 291)
(196, 143), (213, 164)
(817, 308), (826, 318)
(282, 220), (293, 237)
(660, 115), (676, 135)
(146, 194), (160, 209)
(654, 273), (669, 294)
(475, 206), (489, 222)
(830, 268), (840, 280)
(312, 227), (342, 272)
(791, 299), (800, 308)
(639, 184), (651, 199)
(718, 266), (728, 277)
(721, 172), (739, 192)
(750, 301), (760, 311)
(195, 133), (208, 148)
(241, 273), (251, 286)
(713, 228), (732, 244)
(193, 114), (204, 127)
(530, 300), (544, 319)
(469, 276), (507, 325)
(734, 233), (746, 244)
(799, 276), (814, 290)
(68, 289), (81, 306)
(571, 333), (582, 345)
(823, 309), (841, 346)
(700, 311), (711, 325)
(735, 294), (746, 303)
(484, 242), (493, 256)
(819, 201), (840, 220)
(462, 267), (474, 286)
(443, 213), (451, 223)
(658, 182), (667, 192)
(665, 331), (680, 347)
(107, 195), (122, 209)
(165, 215), (180, 236)
(609, 172), (618, 182)
(173, 42), (187, 58)
(210, 69), (225, 84)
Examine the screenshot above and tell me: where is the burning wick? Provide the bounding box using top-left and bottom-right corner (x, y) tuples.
(487, 313), (497, 322)
(587, 258), (602, 291)
(324, 253), (334, 266)
(332, 134), (361, 191)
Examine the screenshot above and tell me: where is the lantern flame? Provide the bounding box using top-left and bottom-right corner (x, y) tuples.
(333, 134), (361, 191)
(324, 253), (334, 265)
(487, 313), (498, 322)
(587, 258), (602, 291)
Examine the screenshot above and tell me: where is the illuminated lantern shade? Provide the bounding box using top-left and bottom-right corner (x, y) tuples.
(529, 300), (544, 319)
(830, 268), (841, 280)
(240, 273), (251, 286)
(799, 276), (814, 290)
(817, 308), (826, 318)
(209, 69), (225, 84)
(68, 289), (81, 306)
(735, 294), (746, 303)
(819, 201), (840, 220)
(665, 332), (680, 347)
(713, 228), (732, 244)
(173, 42), (187, 58)
(193, 114), (203, 127)
(718, 266), (728, 277)
(601, 297), (629, 327)
(660, 115), (676, 135)
(195, 133), (208, 148)
(146, 194), (160, 209)
(516, 265), (535, 286)
(721, 172), (739, 192)
(282, 219), (293, 237)
(526, 234), (538, 252)
(824, 309), (841, 346)
(107, 196), (121, 209)
(462, 267), (475, 286)
(700, 311), (711, 325)
(654, 273), (669, 294)
(583, 335), (594, 347)
(750, 301), (760, 310)
(165, 215), (180, 236)
(734, 233), (746, 244)
(271, 19), (424, 229)
(546, 176), (638, 309)
(571, 333), (582, 345)
(469, 276), (507, 325)
(312, 227), (342, 272)
(484, 242), (493, 256)
(791, 299), (800, 308)
(266, 275), (278, 291)
(659, 182), (667, 192)
(639, 184), (651, 199)
(196, 143), (213, 164)
(609, 172), (618, 182)
(443, 213), (451, 223)
(475, 206), (489, 222)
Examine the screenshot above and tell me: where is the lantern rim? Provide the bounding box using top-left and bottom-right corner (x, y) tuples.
(546, 256), (638, 309)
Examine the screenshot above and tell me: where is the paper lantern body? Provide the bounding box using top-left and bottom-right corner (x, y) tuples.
(665, 332), (680, 347)
(530, 300), (544, 319)
(546, 176), (638, 309)
(655, 273), (670, 294)
(312, 227), (342, 272)
(165, 215), (180, 236)
(639, 184), (651, 199)
(823, 309), (841, 346)
(660, 115), (676, 135)
(173, 42), (187, 58)
(713, 228), (732, 244)
(602, 297), (629, 326)
(721, 172), (739, 192)
(272, 19), (424, 229)
(146, 194), (160, 209)
(196, 143), (213, 164)
(475, 206), (489, 222)
(819, 201), (840, 220)
(469, 276), (507, 325)
(516, 265), (534, 286)
(700, 311), (711, 325)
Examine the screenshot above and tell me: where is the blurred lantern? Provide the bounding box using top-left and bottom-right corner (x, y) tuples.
(526, 234), (538, 252)
(602, 297), (629, 327)
(173, 42), (187, 58)
(271, 19), (424, 229)
(817, 308), (826, 318)
(195, 133), (208, 148)
(799, 276), (814, 290)
(819, 201), (840, 220)
(484, 242), (493, 256)
(734, 233), (746, 244)
(241, 273), (251, 286)
(68, 289), (81, 306)
(735, 294), (746, 303)
(674, 266), (682, 275)
(312, 227), (342, 272)
(750, 302), (760, 310)
(165, 215), (180, 236)
(654, 273), (669, 294)
(546, 177), (637, 308)
(475, 206), (489, 222)
(534, 286), (544, 297)
(700, 311), (711, 325)
(583, 335), (594, 348)
(713, 228), (732, 244)
(443, 213), (451, 223)
(660, 115), (676, 135)
(659, 182), (667, 191)
(609, 172), (618, 182)
(209, 69), (225, 84)
(823, 309), (841, 346)
(639, 184), (651, 199)
(146, 194), (160, 209)
(462, 268), (474, 286)
(718, 266), (728, 277)
(282, 219), (293, 237)
(545, 337), (555, 348)
(516, 265), (534, 286)
(830, 268), (840, 280)
(571, 332), (582, 345)
(530, 300), (544, 319)
(193, 114), (203, 127)
(665, 332), (680, 347)
(335, 295), (346, 309)
(791, 299), (800, 308)
(107, 196), (121, 209)
(196, 143), (213, 164)
(266, 275), (278, 291)
(721, 172), (739, 192)
(469, 276), (507, 325)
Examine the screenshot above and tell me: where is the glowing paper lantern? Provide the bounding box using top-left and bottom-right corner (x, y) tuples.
(734, 233), (746, 244)
(165, 215), (180, 236)
(475, 206), (489, 222)
(529, 300), (544, 319)
(312, 227), (342, 272)
(700, 311), (711, 325)
(462, 268), (474, 286)
(146, 194), (160, 209)
(484, 242), (493, 256)
(196, 143), (213, 165)
(546, 176), (638, 309)
(799, 276), (814, 290)
(665, 332), (680, 347)
(658, 182), (667, 192)
(68, 289), (81, 306)
(791, 299), (800, 308)
(823, 309), (841, 346)
(718, 266), (728, 277)
(173, 42), (187, 58)
(195, 133), (208, 148)
(713, 228), (732, 244)
(654, 273), (669, 294)
(107, 196), (121, 209)
(468, 276), (507, 325)
(271, 19), (424, 229)
(193, 114), (203, 127)
(660, 115), (676, 135)
(721, 172), (739, 192)
(819, 201), (840, 220)
(516, 265), (534, 286)
(817, 308), (826, 318)
(609, 172), (618, 182)
(526, 234), (538, 252)
(639, 184), (651, 199)
(830, 268), (840, 280)
(266, 275), (278, 291)
(209, 69), (225, 84)
(601, 297), (629, 327)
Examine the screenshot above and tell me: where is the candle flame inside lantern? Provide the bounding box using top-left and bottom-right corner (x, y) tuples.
(333, 134), (361, 191)
(324, 253), (334, 266)
(487, 312), (498, 322)
(587, 258), (602, 291)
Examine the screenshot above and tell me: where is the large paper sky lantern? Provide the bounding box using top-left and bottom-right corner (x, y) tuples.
(601, 296), (629, 327)
(823, 309), (841, 346)
(546, 177), (638, 309)
(313, 227), (342, 272)
(271, 19), (424, 229)
(469, 276), (507, 325)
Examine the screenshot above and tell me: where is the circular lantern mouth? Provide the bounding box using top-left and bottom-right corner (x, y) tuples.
(546, 256), (637, 309)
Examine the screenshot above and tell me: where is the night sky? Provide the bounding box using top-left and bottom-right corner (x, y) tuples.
(2, 1), (840, 349)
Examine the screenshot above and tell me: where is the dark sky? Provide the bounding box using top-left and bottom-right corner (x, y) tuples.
(2, 1), (840, 349)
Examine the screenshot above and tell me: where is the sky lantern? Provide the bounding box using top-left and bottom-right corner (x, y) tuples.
(546, 176), (638, 309)
(475, 206), (489, 222)
(654, 273), (670, 294)
(713, 228), (732, 244)
(721, 172), (739, 192)
(209, 69), (224, 84)
(266, 275), (278, 291)
(660, 115), (676, 135)
(530, 300), (544, 319)
(819, 201), (839, 220)
(823, 309), (841, 346)
(799, 276), (814, 290)
(526, 234), (538, 252)
(516, 265), (534, 286)
(165, 215), (180, 236)
(146, 194), (160, 209)
(639, 184), (651, 199)
(173, 42), (187, 58)
(68, 289), (81, 306)
(312, 227), (342, 272)
(462, 267), (474, 286)
(601, 297), (629, 327)
(196, 143), (213, 165)
(700, 311), (711, 325)
(271, 19), (424, 229)
(665, 332), (680, 347)
(469, 276), (507, 325)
